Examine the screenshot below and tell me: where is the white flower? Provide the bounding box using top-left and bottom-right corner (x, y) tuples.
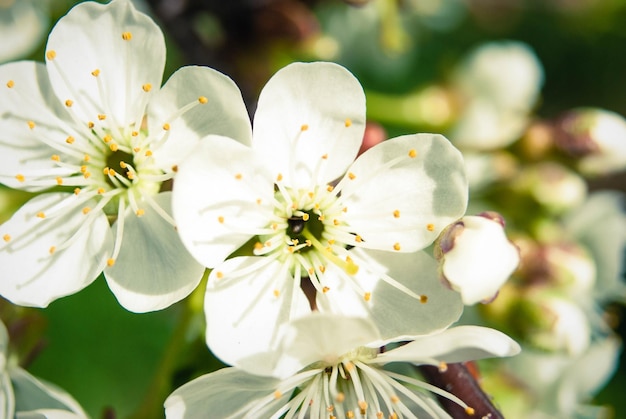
(164, 314), (520, 419)
(173, 61), (469, 366)
(0, 0), (49, 63)
(436, 212), (520, 305)
(0, 0), (251, 312)
(0, 320), (88, 418)
(450, 41), (544, 150)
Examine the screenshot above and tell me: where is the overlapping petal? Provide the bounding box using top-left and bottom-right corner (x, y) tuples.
(173, 136), (275, 267)
(104, 192), (205, 313)
(0, 192), (112, 307)
(147, 66), (252, 171)
(45, 0), (165, 126)
(340, 134), (468, 252)
(252, 62), (366, 189)
(0, 61), (80, 191)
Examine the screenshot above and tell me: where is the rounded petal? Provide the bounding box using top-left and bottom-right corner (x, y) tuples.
(0, 61), (80, 191)
(45, 0), (165, 126)
(104, 192), (205, 313)
(441, 215), (520, 305)
(274, 314), (381, 379)
(10, 367), (87, 417)
(317, 249), (464, 343)
(0, 193), (112, 307)
(341, 134), (468, 253)
(147, 65), (252, 171)
(374, 326), (520, 365)
(173, 136), (274, 268)
(252, 62), (366, 188)
(165, 368), (286, 419)
(204, 256), (310, 375)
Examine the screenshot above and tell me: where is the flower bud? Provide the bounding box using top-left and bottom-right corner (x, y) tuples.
(554, 108), (626, 176)
(436, 213), (520, 305)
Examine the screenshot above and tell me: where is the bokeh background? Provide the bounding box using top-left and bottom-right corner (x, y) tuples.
(1, 0), (625, 417)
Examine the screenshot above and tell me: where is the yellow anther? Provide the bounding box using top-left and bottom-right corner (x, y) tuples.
(302, 213), (310, 221)
(393, 242), (401, 251)
(355, 235), (362, 242)
(308, 191), (314, 198)
(97, 187), (105, 194)
(36, 212), (45, 218)
(109, 143), (118, 152)
(142, 83), (152, 92)
(107, 258), (115, 267)
(465, 407), (475, 416)
(393, 209), (400, 218)
(49, 246), (56, 254)
(318, 215), (325, 221)
(51, 155), (60, 161)
(91, 69), (100, 77)
(103, 167), (110, 176)
(15, 174), (25, 182)
(6, 80), (14, 88)
(218, 216), (225, 224)
(80, 165), (87, 173)
(74, 188), (81, 195)
(427, 223), (435, 231)
(83, 172), (91, 179)
(273, 390), (282, 399)
(122, 31), (132, 40)
(235, 173), (242, 180)
(103, 134), (112, 143)
(390, 413), (399, 419)
(273, 289), (280, 298)
(27, 120), (35, 129)
(390, 395), (400, 403)
(326, 185), (334, 192)
(98, 114), (106, 120)
(56, 177), (63, 185)
(2, 234), (11, 242)
(333, 219), (340, 226)
(145, 150), (153, 157)
(127, 171), (134, 180)
(308, 267), (314, 275)
(300, 124), (309, 131)
(377, 413), (383, 419)
(46, 50), (56, 60)
(328, 239), (335, 246)
(162, 123), (170, 131)
(364, 292), (371, 302)
(335, 393), (345, 403)
(322, 286), (330, 293)
(408, 149), (417, 158)
(319, 265), (326, 273)
(171, 164), (178, 172)
(344, 118), (352, 127)
(109, 168), (117, 176)
(322, 153), (328, 159)
(83, 154), (90, 162)
(136, 209), (145, 217)
(438, 361), (448, 372)
(132, 133), (139, 139)
(348, 172), (356, 180)
(66, 136), (75, 144)
(119, 162), (127, 169)
(254, 242), (263, 250)
(65, 99), (73, 107)
(82, 207), (91, 215)
(256, 198), (262, 205)
(271, 223), (278, 230)
(359, 401), (368, 414)
(265, 241), (272, 247)
(346, 411), (355, 418)
(276, 173), (283, 182)
(216, 271), (224, 279)
(305, 239), (312, 246)
(88, 121), (95, 129)
(198, 96), (208, 104)
(420, 295), (428, 303)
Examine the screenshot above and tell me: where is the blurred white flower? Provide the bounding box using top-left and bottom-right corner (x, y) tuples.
(164, 314), (520, 419)
(0, 320), (87, 418)
(0, 0), (251, 312)
(450, 41), (544, 150)
(436, 212), (520, 305)
(173, 61), (469, 368)
(0, 0), (49, 63)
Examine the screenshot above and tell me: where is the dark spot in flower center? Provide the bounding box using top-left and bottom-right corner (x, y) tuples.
(288, 217), (306, 235)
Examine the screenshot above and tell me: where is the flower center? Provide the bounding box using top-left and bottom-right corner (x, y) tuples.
(104, 148), (135, 188)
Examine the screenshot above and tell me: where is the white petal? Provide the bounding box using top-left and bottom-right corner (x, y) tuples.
(0, 193), (112, 307)
(173, 135), (274, 268)
(16, 410), (86, 419)
(341, 134), (468, 252)
(0, 61), (80, 191)
(203, 256), (310, 376)
(45, 0), (165, 126)
(274, 314), (381, 379)
(147, 65), (252, 171)
(9, 367), (87, 417)
(373, 325), (520, 365)
(0, 372), (15, 419)
(104, 192), (205, 313)
(252, 62), (366, 188)
(0, 0), (48, 63)
(317, 249), (464, 343)
(441, 215), (520, 305)
(165, 368), (286, 419)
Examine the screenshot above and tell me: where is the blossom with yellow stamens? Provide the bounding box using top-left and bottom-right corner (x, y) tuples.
(0, 0), (251, 312)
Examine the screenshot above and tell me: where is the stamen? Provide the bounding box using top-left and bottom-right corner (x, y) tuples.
(142, 83), (152, 92)
(27, 121), (35, 129)
(15, 174), (24, 182)
(345, 118), (352, 127)
(3, 234), (10, 242)
(121, 31), (132, 41)
(408, 149), (417, 158)
(6, 80), (14, 88)
(65, 99), (73, 107)
(426, 223), (435, 231)
(46, 50), (56, 60)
